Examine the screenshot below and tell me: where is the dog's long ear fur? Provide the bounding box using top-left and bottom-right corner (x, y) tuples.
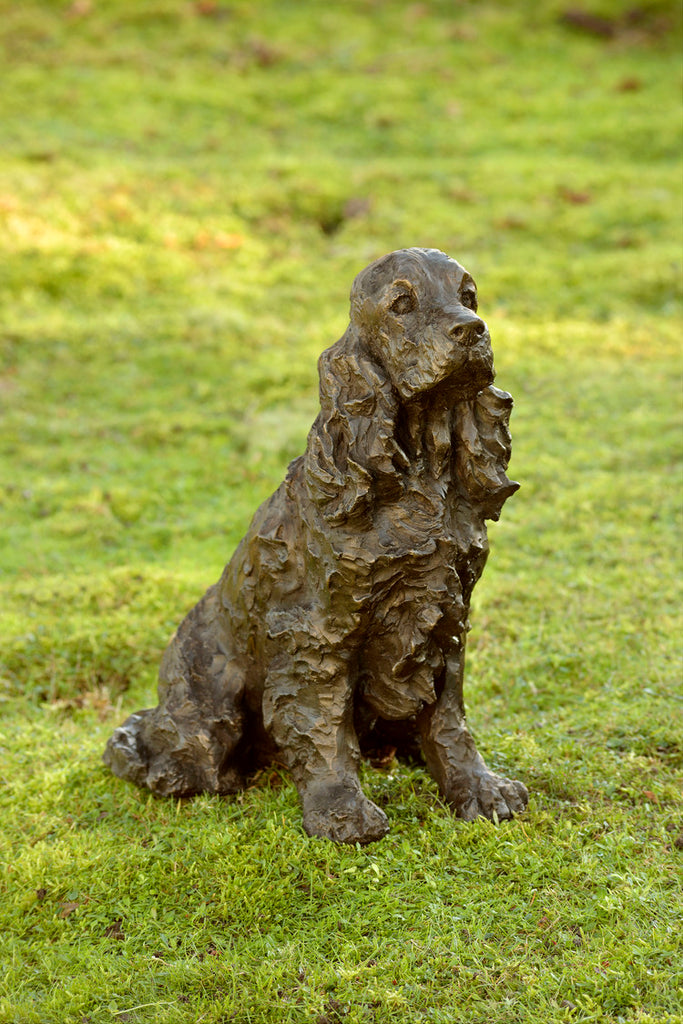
(304, 326), (403, 525)
(455, 385), (520, 521)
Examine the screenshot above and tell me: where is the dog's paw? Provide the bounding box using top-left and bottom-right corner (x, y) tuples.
(301, 780), (390, 845)
(448, 768), (528, 823)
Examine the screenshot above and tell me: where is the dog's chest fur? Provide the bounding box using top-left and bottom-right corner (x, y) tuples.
(317, 459), (489, 719)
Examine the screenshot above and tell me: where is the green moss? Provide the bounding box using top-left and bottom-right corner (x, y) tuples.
(0, 1), (681, 1021)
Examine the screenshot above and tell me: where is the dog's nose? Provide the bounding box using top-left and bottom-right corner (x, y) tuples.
(449, 318), (487, 346)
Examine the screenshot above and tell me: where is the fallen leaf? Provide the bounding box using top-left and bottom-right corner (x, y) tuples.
(194, 1), (221, 16)
(560, 9), (615, 38)
(494, 215), (527, 231)
(105, 919), (125, 940)
(558, 186), (592, 205)
(59, 901), (80, 918)
(249, 38), (282, 68)
(616, 76), (643, 92)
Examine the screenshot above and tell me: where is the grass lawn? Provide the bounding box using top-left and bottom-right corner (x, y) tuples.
(0, 1), (681, 1021)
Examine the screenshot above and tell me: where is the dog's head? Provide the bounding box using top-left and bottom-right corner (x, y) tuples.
(305, 248), (514, 526)
(349, 248), (494, 401)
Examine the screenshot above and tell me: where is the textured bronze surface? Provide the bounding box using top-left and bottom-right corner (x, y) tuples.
(104, 248), (528, 843)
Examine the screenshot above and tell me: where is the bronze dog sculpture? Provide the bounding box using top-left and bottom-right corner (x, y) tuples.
(104, 248), (529, 843)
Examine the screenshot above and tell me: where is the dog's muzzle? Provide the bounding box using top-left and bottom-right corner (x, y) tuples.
(449, 318), (488, 347)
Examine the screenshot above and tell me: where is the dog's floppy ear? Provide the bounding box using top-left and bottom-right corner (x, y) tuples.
(455, 385), (520, 521)
(305, 327), (403, 525)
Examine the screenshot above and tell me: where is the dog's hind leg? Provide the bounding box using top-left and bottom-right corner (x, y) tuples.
(103, 585), (247, 797)
(263, 647), (390, 844)
(418, 632), (528, 821)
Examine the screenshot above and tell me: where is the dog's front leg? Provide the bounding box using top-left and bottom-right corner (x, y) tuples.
(418, 632), (528, 821)
(263, 649), (389, 844)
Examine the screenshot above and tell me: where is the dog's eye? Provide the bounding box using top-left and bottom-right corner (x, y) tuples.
(390, 292), (416, 316)
(461, 290), (478, 312)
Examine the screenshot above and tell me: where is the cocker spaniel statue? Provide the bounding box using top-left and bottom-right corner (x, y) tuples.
(104, 248), (529, 844)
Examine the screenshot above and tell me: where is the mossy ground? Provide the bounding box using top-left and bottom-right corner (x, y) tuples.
(0, 2), (681, 1022)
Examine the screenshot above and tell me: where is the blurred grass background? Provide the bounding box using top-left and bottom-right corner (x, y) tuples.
(0, 1), (681, 1022)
